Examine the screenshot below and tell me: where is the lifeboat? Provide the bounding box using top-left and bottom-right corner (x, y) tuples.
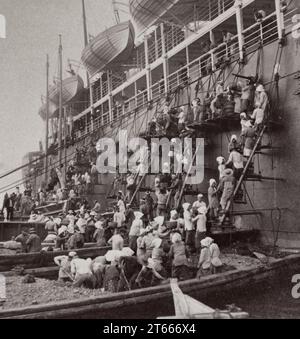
(129, 0), (179, 33)
(129, 0), (212, 35)
(81, 20), (135, 77)
(48, 75), (85, 106)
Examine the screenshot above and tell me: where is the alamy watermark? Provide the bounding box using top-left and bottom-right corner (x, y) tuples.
(95, 131), (205, 185)
(291, 274), (300, 299)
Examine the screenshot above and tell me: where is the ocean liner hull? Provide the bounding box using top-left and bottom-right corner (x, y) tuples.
(81, 21), (135, 77)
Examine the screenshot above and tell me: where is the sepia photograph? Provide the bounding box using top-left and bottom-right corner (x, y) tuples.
(0, 0), (300, 322)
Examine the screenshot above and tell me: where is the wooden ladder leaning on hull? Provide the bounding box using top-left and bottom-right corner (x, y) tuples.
(220, 124), (268, 225)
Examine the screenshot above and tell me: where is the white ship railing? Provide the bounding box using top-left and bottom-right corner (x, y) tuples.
(73, 6), (297, 141)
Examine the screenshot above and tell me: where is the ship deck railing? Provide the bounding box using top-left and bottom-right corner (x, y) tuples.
(73, 6), (297, 142)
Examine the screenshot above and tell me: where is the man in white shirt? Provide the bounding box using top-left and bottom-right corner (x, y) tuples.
(71, 254), (96, 288)
(54, 252), (75, 283)
(226, 149), (244, 180)
(183, 203), (195, 256)
(113, 206), (126, 228)
(192, 194), (207, 211)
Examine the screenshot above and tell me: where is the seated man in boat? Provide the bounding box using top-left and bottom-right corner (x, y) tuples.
(56, 226), (69, 250)
(15, 229), (29, 253)
(54, 251), (76, 283)
(70, 254), (96, 289)
(26, 228), (42, 253)
(93, 220), (107, 247)
(206, 237), (223, 275)
(85, 211), (97, 243)
(196, 238), (212, 278)
(67, 227), (85, 250)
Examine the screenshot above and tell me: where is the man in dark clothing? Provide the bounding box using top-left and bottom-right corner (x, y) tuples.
(5, 195), (15, 221)
(15, 230), (29, 253)
(26, 228), (42, 253)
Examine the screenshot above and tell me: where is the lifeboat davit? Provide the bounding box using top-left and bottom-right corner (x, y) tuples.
(81, 20), (135, 77)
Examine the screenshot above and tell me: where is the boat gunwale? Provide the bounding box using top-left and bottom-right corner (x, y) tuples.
(1, 254), (300, 319)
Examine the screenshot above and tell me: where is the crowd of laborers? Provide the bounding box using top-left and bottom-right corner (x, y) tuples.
(6, 190), (223, 293)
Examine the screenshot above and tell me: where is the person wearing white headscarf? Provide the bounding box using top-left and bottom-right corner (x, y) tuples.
(196, 238), (212, 278)
(193, 206), (208, 254)
(218, 168), (235, 211)
(129, 212), (144, 253)
(208, 179), (219, 220)
(228, 134), (240, 154)
(207, 238), (223, 274)
(169, 233), (189, 281)
(252, 84), (269, 131)
(192, 194), (207, 211)
(216, 156), (226, 180)
(183, 203), (194, 255)
(93, 220), (106, 247)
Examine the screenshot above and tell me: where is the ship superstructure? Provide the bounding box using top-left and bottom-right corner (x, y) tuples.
(21, 0), (300, 247)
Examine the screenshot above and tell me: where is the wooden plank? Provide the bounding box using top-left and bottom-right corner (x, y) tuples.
(0, 246), (111, 272)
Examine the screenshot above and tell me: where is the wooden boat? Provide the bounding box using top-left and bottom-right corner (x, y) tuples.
(81, 21), (135, 77)
(0, 246), (111, 272)
(0, 254), (299, 319)
(0, 222), (47, 243)
(48, 74), (84, 107)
